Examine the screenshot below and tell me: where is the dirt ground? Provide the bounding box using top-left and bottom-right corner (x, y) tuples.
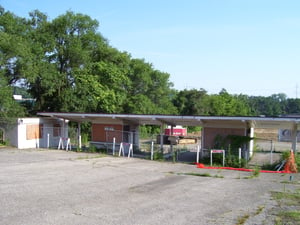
(0, 147), (299, 225)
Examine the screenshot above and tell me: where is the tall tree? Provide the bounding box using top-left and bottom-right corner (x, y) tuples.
(124, 59), (177, 114)
(0, 7), (25, 119)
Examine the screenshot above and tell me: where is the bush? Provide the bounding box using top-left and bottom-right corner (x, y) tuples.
(153, 151), (164, 161)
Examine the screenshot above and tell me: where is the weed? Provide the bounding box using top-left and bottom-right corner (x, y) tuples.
(182, 172), (212, 177)
(88, 145), (97, 153)
(254, 205), (264, 215)
(243, 167), (260, 179)
(252, 166), (260, 177)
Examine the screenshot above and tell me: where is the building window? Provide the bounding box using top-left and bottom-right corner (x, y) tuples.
(53, 124), (61, 137)
(104, 127), (115, 131)
(26, 124), (43, 140)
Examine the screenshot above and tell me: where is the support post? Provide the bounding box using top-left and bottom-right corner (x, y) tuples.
(291, 123), (298, 154)
(170, 125), (174, 161)
(47, 133), (50, 148)
(201, 127), (205, 159)
(249, 127), (254, 157)
(160, 124), (164, 154)
(78, 122), (82, 150)
(270, 140), (274, 164)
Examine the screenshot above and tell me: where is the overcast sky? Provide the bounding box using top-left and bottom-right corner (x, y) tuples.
(2, 0), (300, 98)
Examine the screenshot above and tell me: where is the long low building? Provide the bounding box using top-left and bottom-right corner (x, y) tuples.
(37, 112), (300, 155)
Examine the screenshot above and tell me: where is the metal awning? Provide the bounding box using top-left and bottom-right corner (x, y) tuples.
(37, 112), (300, 129)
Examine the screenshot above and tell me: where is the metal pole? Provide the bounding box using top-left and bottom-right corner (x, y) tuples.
(270, 140), (273, 164)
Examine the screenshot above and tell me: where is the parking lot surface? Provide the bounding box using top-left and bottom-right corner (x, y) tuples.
(0, 148), (299, 225)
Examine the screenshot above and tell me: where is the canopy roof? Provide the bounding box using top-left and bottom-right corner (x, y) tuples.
(37, 112), (300, 129)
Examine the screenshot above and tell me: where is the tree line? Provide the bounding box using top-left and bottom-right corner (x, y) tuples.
(1, 6), (299, 120)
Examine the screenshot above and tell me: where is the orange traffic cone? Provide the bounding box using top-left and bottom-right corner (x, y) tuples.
(284, 150), (298, 173)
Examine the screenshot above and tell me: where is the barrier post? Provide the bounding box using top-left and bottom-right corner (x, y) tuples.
(119, 142), (124, 157)
(58, 137), (64, 150)
(66, 138), (71, 151)
(128, 144), (133, 158)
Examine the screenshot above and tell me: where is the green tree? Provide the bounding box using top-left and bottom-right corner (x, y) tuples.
(0, 7), (26, 119)
(0, 7), (180, 115)
(285, 98), (300, 115)
(0, 74), (25, 120)
(173, 88), (209, 115)
(208, 89), (252, 116)
(248, 93), (287, 116)
(124, 59), (177, 114)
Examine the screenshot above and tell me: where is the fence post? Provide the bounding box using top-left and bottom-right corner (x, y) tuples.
(151, 141), (154, 160)
(112, 137), (116, 156)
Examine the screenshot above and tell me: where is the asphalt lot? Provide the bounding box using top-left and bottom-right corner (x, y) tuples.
(0, 148), (299, 225)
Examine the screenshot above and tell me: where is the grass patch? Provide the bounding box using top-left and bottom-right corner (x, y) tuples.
(183, 172), (212, 177)
(255, 205), (265, 215)
(271, 190), (300, 225)
(235, 213), (250, 225)
(280, 180), (300, 185)
(167, 171), (224, 178)
(275, 211), (300, 225)
(271, 191), (300, 201)
(76, 154), (106, 160)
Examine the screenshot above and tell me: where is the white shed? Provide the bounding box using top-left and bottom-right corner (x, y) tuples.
(5, 117), (69, 149)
